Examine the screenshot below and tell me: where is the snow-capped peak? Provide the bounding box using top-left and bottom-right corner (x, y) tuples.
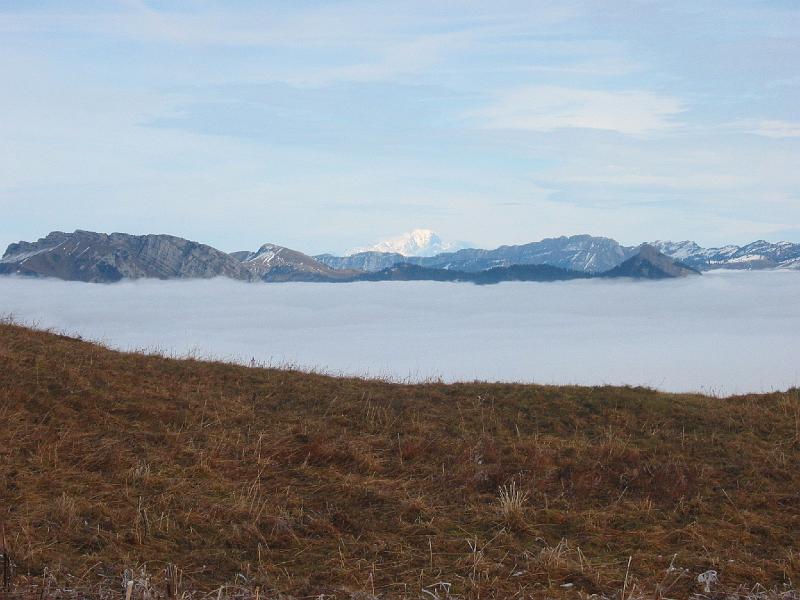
(651, 240), (703, 260)
(346, 229), (467, 257)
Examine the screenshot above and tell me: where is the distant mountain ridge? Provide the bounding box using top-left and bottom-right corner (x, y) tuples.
(0, 232), (352, 283)
(352, 262), (591, 284)
(318, 234), (635, 273)
(350, 244), (698, 284)
(0, 230), (249, 283)
(320, 235), (800, 273)
(2, 229), (795, 284)
(652, 240), (800, 270)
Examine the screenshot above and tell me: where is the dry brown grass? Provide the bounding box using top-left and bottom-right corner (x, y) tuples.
(0, 322), (798, 599)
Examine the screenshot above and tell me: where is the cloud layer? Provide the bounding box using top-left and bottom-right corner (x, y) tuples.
(1, 273), (798, 395)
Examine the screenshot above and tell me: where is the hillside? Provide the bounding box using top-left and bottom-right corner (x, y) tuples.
(0, 323), (798, 599)
(349, 247), (697, 284)
(604, 244), (700, 279)
(353, 263), (590, 283)
(234, 243), (358, 282)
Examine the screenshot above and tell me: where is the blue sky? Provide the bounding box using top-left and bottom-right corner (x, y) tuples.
(1, 0), (798, 254)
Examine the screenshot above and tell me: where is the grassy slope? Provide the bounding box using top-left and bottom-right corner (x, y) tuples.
(0, 323), (798, 598)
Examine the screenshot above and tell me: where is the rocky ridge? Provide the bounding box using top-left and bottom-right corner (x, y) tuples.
(0, 230), (249, 283)
(652, 240), (800, 270)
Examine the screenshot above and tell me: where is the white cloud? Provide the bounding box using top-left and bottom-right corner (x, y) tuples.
(560, 173), (753, 191)
(472, 86), (685, 135)
(743, 120), (800, 139)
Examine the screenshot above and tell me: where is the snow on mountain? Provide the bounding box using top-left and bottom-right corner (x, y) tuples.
(346, 229), (467, 257)
(319, 234), (635, 273)
(239, 243), (286, 267)
(650, 240), (704, 261)
(235, 243), (356, 281)
(652, 240), (800, 270)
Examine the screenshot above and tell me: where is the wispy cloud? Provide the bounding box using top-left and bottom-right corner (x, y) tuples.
(740, 120), (800, 139)
(560, 173), (753, 191)
(0, 0), (798, 252)
(470, 86), (685, 135)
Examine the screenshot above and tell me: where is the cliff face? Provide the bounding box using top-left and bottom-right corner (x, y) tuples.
(314, 251), (408, 273)
(0, 230), (251, 282)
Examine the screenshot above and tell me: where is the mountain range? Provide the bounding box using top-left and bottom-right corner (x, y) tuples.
(651, 239), (800, 270)
(316, 234), (632, 273)
(2, 229), (796, 284)
(318, 234), (800, 273)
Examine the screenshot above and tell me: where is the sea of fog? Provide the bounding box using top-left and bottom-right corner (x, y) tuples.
(1, 270), (798, 395)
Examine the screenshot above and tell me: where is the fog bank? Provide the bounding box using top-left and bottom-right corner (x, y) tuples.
(1, 271), (798, 395)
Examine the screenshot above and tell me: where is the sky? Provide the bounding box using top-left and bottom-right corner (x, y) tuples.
(1, 0), (799, 255)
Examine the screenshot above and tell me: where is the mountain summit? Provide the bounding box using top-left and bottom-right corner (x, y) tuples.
(232, 243), (357, 282)
(346, 229), (466, 257)
(605, 244), (700, 279)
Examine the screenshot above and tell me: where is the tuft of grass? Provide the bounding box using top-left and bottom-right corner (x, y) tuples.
(497, 480), (528, 525)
